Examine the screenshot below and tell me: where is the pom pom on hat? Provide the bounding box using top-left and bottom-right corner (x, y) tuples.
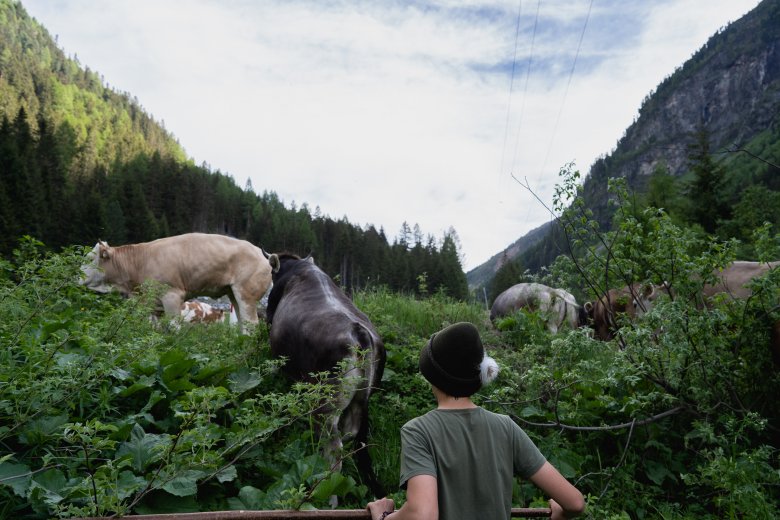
(419, 322), (499, 397)
(480, 355), (500, 386)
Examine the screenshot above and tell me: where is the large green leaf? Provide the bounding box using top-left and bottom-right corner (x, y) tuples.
(310, 472), (357, 501)
(116, 424), (168, 472)
(135, 490), (200, 514)
(18, 413), (68, 446)
(644, 460), (677, 485)
(160, 469), (206, 497)
(215, 464), (238, 484)
(193, 362), (233, 383)
(115, 470), (147, 500)
(229, 368), (262, 394)
(119, 375), (156, 397)
(0, 462), (31, 497)
(237, 485), (268, 509)
(28, 468), (67, 514)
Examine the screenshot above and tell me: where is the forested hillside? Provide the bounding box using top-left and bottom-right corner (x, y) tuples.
(0, 0), (467, 298)
(471, 0), (780, 301)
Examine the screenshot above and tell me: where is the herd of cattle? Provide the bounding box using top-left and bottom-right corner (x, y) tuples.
(490, 261), (780, 361)
(79, 232), (779, 497)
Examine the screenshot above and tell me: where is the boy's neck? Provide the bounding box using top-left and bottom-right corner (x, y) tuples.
(433, 386), (477, 409)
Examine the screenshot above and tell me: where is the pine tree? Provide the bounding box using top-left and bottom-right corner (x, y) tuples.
(488, 252), (524, 303)
(437, 228), (468, 300)
(685, 125), (729, 233)
(0, 116), (19, 254)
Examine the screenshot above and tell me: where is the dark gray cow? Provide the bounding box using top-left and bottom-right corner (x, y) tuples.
(265, 252), (386, 500)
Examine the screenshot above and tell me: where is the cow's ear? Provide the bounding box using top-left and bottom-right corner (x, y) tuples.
(269, 254), (280, 273)
(642, 283), (655, 299)
(305, 256), (315, 264)
(584, 301), (593, 314)
(99, 244), (111, 260)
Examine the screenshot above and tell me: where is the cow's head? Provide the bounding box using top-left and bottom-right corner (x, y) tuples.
(80, 240), (115, 293)
(585, 283), (662, 340)
(266, 252), (314, 278)
(630, 283), (660, 317)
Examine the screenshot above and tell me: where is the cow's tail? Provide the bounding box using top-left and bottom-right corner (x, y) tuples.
(353, 322), (386, 499)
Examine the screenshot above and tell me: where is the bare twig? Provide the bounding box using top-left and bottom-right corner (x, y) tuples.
(510, 405), (685, 432)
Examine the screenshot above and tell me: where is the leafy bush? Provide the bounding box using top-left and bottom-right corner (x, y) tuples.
(0, 242), (363, 518)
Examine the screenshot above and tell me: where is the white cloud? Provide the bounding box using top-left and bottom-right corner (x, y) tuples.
(21, 0), (762, 271)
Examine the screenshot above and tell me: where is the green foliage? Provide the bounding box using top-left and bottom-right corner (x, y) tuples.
(684, 126), (730, 234)
(517, 166), (780, 518)
(0, 246), (378, 517)
(2, 204), (780, 518)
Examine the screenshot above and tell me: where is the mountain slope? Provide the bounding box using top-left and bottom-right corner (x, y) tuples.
(0, 0), (187, 172)
(584, 0), (780, 213)
(467, 0), (780, 292)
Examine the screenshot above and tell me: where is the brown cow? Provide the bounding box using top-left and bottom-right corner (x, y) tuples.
(181, 300), (225, 324)
(80, 233), (272, 332)
(701, 260), (779, 302)
(700, 260), (779, 363)
(586, 283), (661, 341)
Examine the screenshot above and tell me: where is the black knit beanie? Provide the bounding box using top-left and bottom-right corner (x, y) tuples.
(419, 322), (499, 397)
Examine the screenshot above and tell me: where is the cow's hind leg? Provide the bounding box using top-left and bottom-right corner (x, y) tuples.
(317, 355), (364, 507)
(339, 394), (384, 498)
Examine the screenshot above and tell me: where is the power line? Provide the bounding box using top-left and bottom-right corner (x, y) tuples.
(524, 0), (593, 221)
(498, 0), (524, 203)
(509, 0), (540, 179)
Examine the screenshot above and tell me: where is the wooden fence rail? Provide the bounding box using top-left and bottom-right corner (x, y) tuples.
(77, 507), (551, 519)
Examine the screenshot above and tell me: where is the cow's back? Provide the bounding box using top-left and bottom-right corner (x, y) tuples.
(490, 283), (549, 321)
(131, 233), (270, 293)
(704, 261), (779, 301)
(270, 265), (381, 379)
(266, 255), (386, 498)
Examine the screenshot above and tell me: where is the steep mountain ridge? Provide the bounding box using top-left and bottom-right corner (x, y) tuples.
(467, 0), (780, 291)
(588, 0), (780, 195)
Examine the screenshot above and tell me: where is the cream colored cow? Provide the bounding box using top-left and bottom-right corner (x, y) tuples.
(81, 233), (272, 332)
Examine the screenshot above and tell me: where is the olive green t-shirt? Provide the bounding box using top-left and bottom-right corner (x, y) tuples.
(399, 407), (546, 520)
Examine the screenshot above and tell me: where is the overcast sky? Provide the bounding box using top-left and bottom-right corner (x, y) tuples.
(21, 0), (762, 271)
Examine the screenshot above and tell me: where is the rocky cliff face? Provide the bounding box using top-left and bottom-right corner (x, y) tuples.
(623, 42), (779, 182)
(586, 0), (780, 195)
